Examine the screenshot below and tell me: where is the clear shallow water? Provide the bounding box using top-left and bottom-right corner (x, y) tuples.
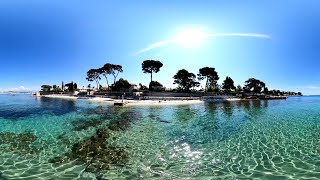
(0, 94), (320, 179)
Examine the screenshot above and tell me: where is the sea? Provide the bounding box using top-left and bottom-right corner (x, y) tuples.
(0, 94), (319, 179)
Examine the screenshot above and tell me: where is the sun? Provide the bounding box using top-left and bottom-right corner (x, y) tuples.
(174, 29), (208, 48)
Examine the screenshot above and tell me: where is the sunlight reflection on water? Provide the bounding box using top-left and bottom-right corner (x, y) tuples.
(1, 95), (320, 179)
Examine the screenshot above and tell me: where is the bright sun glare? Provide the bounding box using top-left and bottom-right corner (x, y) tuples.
(174, 29), (208, 48)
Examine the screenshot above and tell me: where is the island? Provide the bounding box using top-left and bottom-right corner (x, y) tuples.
(36, 60), (302, 106)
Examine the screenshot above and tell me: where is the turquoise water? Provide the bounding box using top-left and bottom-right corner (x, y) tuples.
(0, 94), (320, 179)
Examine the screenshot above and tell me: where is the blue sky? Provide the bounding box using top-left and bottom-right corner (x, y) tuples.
(0, 0), (320, 94)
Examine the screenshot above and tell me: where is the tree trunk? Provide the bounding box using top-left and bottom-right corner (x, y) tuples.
(103, 75), (109, 88)
(95, 80), (99, 90)
(115, 71), (119, 84)
(150, 72), (153, 95)
(205, 78), (208, 93)
(113, 72), (119, 85)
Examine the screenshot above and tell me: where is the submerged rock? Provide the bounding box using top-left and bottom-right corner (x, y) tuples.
(57, 133), (72, 146)
(107, 111), (142, 131)
(49, 128), (129, 174)
(108, 119), (131, 131)
(71, 118), (104, 131)
(0, 132), (38, 155)
(48, 156), (65, 164)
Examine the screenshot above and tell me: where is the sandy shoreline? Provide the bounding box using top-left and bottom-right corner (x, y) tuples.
(123, 99), (204, 106)
(42, 94), (271, 106)
(41, 95), (205, 106)
(41, 95), (286, 106)
(42, 95), (78, 99)
(40, 94), (288, 106)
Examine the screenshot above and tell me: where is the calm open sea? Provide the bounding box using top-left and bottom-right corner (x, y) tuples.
(0, 94), (319, 179)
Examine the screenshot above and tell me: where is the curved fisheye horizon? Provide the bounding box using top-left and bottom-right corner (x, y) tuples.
(2, 1), (320, 179)
(1, 1), (319, 95)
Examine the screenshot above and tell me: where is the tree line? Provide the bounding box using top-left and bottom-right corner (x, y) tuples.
(41, 81), (77, 92)
(85, 63), (132, 91)
(42, 59), (301, 96)
(84, 60), (301, 96)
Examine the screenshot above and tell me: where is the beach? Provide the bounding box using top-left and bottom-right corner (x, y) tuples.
(42, 94), (205, 106)
(122, 99), (203, 106)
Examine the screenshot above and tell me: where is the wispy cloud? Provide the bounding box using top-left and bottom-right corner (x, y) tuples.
(135, 39), (175, 55)
(207, 33), (271, 39)
(135, 32), (271, 55)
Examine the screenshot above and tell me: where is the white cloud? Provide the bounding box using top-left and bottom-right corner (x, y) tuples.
(135, 32), (271, 55)
(1, 86), (32, 92)
(18, 86), (29, 90)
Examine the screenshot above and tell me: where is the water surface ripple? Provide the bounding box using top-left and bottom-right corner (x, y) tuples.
(0, 94), (320, 179)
